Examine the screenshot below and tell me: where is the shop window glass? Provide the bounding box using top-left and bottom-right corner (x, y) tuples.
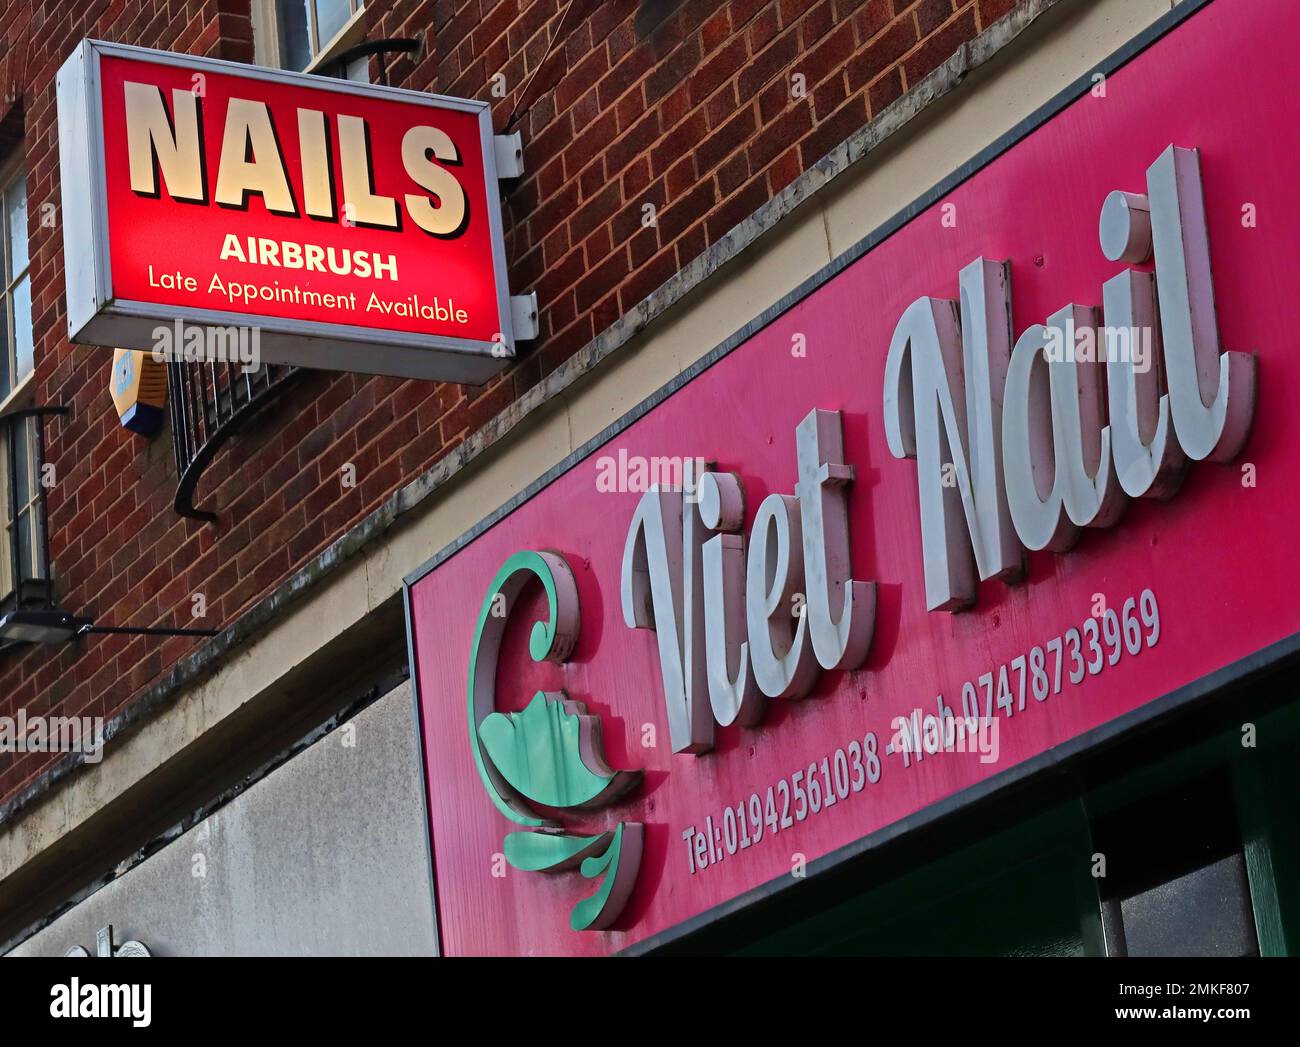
(271, 0), (368, 80)
(1092, 772), (1259, 957)
(1, 415), (48, 604)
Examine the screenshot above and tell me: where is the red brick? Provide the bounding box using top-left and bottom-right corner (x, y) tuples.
(846, 15), (918, 90)
(916, 0), (956, 36)
(701, 8), (731, 50)
(799, 93), (870, 167)
(618, 245), (677, 312)
(800, 19), (858, 88)
(658, 179), (719, 242)
(749, 101), (813, 170)
(695, 104), (756, 176)
(689, 34), (748, 108)
(765, 146), (804, 194)
(645, 35), (701, 105)
(867, 65), (905, 114)
(739, 28), (800, 98)
(979, 0), (1018, 27)
(903, 8), (976, 84)
(705, 177), (769, 242)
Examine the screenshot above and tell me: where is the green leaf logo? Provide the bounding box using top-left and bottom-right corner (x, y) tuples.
(478, 692), (640, 811)
(467, 550), (643, 931)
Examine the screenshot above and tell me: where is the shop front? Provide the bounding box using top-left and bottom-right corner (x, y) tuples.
(404, 0), (1300, 957)
(3, 0), (1295, 972)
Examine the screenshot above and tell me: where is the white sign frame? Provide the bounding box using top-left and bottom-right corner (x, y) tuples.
(56, 39), (520, 384)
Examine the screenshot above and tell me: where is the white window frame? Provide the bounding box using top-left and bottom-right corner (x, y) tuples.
(0, 151), (40, 607)
(0, 412), (46, 604)
(0, 423), (10, 602)
(252, 0), (369, 79)
(1, 152), (33, 410)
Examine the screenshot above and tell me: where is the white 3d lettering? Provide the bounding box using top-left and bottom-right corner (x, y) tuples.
(885, 143), (1256, 612)
(620, 410), (876, 755)
(626, 144), (1255, 753)
(123, 80), (468, 236)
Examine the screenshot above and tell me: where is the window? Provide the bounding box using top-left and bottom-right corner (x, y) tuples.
(254, 0), (369, 81)
(1, 165), (32, 402)
(0, 414), (48, 607)
(0, 157), (45, 610)
(1091, 772), (1260, 957)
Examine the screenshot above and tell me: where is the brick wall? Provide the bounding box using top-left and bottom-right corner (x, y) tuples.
(0, 0), (1029, 808)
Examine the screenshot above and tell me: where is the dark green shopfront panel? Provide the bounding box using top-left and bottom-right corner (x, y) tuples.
(720, 668), (1300, 957)
(737, 803), (1101, 957)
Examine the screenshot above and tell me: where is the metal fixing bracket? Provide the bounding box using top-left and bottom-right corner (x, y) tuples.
(510, 292), (540, 342)
(494, 132), (525, 179)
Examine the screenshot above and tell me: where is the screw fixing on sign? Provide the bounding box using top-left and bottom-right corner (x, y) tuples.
(466, 550), (643, 931)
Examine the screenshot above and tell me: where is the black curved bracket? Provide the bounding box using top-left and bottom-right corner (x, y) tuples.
(169, 364), (302, 522)
(320, 37), (420, 86)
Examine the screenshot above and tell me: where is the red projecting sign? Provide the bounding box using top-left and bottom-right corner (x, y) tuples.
(56, 40), (523, 382)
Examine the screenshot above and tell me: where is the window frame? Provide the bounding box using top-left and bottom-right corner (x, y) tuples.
(0, 148), (43, 611)
(0, 422), (9, 603)
(1, 151), (33, 407)
(252, 0), (369, 80)
(1, 410), (46, 603)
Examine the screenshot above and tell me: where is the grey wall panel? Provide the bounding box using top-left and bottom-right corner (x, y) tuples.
(7, 681), (435, 956)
